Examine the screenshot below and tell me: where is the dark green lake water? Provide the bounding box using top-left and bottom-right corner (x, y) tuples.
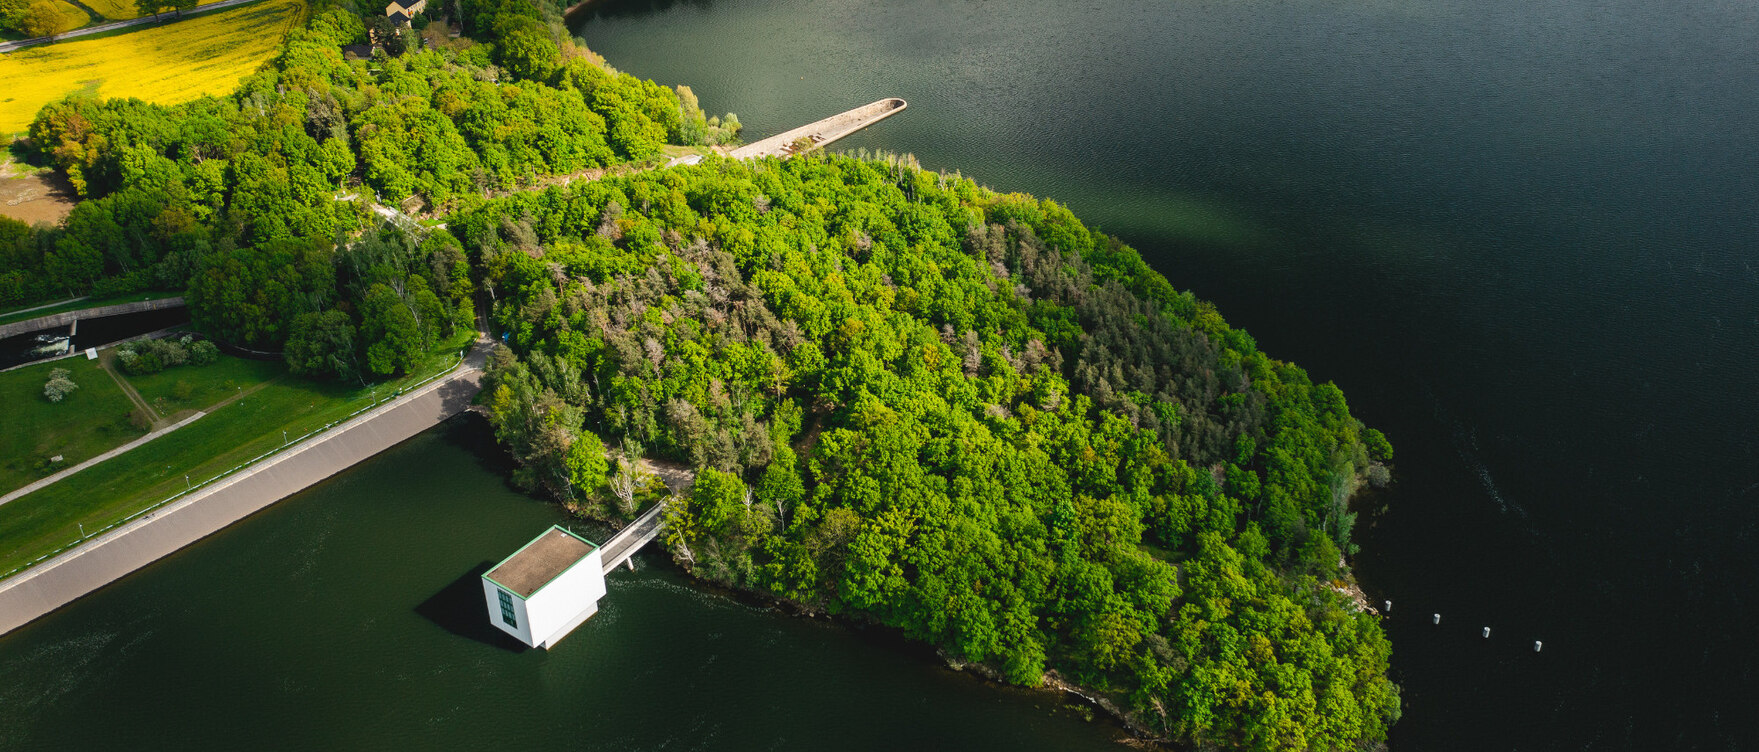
(0, 419), (1129, 750)
(4, 0), (1756, 748)
(568, 0), (1755, 749)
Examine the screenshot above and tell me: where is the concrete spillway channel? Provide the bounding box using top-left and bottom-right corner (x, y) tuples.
(728, 98), (908, 160)
(0, 297), (186, 340)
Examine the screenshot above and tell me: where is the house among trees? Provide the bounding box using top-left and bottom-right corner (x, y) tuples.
(383, 0), (425, 26)
(481, 526), (607, 649)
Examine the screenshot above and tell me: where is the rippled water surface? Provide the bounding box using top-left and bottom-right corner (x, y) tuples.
(570, 0), (1758, 748)
(2, 0), (1756, 748)
(0, 420), (1129, 750)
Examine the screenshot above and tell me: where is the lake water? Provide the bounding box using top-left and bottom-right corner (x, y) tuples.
(2, 0), (1755, 748)
(570, 0), (1757, 748)
(0, 419), (1129, 750)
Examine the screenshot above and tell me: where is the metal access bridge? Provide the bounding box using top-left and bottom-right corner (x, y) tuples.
(598, 500), (669, 574)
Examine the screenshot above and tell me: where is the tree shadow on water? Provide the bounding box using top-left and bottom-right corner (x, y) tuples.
(416, 561), (529, 653)
(437, 413), (529, 495)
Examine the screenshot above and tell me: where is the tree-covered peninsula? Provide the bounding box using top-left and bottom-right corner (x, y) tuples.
(465, 155), (1400, 749)
(1, 0), (1399, 747)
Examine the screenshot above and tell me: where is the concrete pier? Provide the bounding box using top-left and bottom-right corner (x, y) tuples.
(728, 98), (907, 160)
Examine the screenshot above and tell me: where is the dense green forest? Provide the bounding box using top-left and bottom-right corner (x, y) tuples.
(460, 153), (1399, 750)
(1, 0), (735, 372)
(2, 2), (1399, 748)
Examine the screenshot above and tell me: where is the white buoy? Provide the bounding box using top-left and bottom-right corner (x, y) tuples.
(1483, 627), (1491, 638)
(1384, 600), (1392, 612)
(1534, 641), (1543, 652)
(1432, 613), (1440, 625)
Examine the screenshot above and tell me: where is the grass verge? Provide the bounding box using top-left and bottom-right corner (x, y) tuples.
(0, 337), (473, 577)
(0, 290), (181, 328)
(124, 354), (282, 418)
(0, 0), (304, 134)
(0, 357), (144, 494)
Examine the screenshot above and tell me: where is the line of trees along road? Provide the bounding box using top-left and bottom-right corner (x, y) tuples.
(0, 0), (80, 38)
(1, 1), (1399, 747)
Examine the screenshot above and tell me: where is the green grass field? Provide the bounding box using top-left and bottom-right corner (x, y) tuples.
(0, 358), (144, 494)
(126, 354), (282, 417)
(0, 340), (472, 577)
(0, 297), (80, 320)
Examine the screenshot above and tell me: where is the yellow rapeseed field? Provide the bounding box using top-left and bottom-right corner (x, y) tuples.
(0, 0), (304, 134)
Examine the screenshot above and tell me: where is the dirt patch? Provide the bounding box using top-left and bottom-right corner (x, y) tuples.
(0, 163), (77, 225)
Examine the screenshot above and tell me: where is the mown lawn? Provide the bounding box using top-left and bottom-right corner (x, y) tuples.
(0, 297), (80, 321)
(125, 354), (283, 418)
(0, 341), (472, 577)
(0, 0), (304, 134)
(0, 357), (144, 494)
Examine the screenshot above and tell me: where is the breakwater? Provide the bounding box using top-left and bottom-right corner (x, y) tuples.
(728, 98), (907, 159)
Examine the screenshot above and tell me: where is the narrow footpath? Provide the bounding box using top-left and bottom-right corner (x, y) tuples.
(0, 297), (85, 319)
(0, 342), (488, 637)
(0, 412), (205, 508)
(0, 368), (285, 507)
(98, 350), (162, 427)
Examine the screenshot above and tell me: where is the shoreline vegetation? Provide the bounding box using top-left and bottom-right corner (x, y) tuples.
(469, 152), (1400, 749)
(0, 0), (1399, 748)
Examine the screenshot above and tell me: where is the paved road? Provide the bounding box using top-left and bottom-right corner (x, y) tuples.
(0, 0), (266, 54)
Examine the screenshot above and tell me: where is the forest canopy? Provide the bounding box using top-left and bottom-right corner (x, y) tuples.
(0, 2), (1398, 747)
(462, 153), (1400, 750)
(1, 0), (737, 324)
